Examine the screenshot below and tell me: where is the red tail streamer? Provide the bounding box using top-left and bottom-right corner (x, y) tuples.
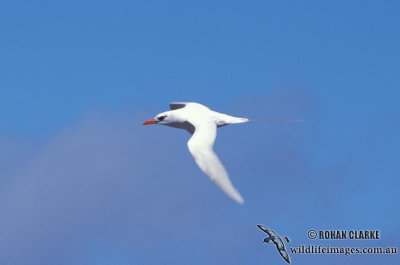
(249, 120), (303, 122)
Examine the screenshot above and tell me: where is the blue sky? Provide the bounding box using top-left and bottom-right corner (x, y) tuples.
(1, 1), (399, 264)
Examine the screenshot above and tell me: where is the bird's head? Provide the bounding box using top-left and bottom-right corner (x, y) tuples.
(142, 111), (174, 126)
(263, 237), (272, 244)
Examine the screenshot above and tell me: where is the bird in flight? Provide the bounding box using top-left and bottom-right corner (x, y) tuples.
(142, 102), (301, 204)
(257, 224), (291, 264)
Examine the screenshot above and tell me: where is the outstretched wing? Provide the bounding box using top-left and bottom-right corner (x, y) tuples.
(186, 120), (244, 204)
(257, 225), (276, 236)
(170, 102), (211, 110)
(277, 245), (291, 264)
(257, 224), (269, 233)
(170, 102), (188, 110)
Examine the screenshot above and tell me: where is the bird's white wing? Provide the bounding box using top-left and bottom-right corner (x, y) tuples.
(170, 102), (210, 111)
(187, 120), (244, 204)
(170, 102), (189, 110)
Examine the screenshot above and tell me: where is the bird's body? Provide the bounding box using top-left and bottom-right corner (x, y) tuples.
(143, 102), (247, 203)
(163, 102), (248, 132)
(142, 102), (300, 204)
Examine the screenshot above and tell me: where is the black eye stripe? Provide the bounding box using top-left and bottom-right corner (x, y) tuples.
(158, 115), (166, 121)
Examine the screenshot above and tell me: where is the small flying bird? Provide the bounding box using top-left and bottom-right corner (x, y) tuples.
(143, 102), (301, 204)
(257, 224), (291, 264)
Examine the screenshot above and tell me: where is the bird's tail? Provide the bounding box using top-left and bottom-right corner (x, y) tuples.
(226, 117), (303, 124)
(223, 116), (250, 124)
(248, 119), (303, 122)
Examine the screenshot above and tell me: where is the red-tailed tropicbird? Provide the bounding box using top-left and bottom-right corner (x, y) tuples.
(142, 102), (301, 204)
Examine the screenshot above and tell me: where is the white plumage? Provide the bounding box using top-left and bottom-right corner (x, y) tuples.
(143, 102), (301, 203)
(143, 102), (247, 204)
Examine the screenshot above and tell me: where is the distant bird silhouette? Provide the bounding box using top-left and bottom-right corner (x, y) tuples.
(257, 224), (291, 264)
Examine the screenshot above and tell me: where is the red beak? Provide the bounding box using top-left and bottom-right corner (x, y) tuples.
(142, 118), (158, 125)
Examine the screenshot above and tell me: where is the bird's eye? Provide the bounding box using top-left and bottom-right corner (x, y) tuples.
(158, 115), (166, 121)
